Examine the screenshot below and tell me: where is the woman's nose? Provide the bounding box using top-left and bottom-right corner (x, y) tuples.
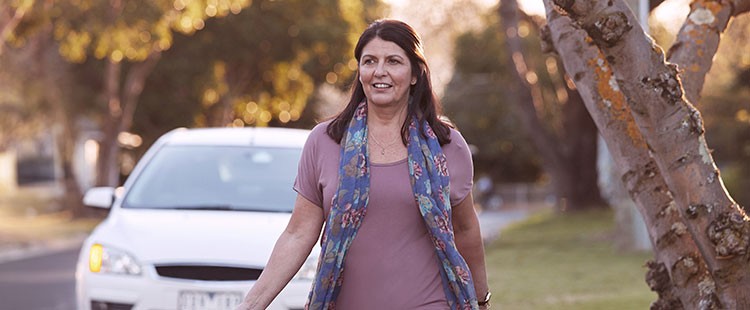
(374, 63), (387, 76)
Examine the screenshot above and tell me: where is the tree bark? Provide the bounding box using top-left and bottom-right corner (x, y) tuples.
(95, 51), (161, 186)
(666, 0), (733, 105)
(554, 0), (750, 307)
(500, 0), (605, 210)
(542, 2), (714, 307)
(95, 58), (122, 187)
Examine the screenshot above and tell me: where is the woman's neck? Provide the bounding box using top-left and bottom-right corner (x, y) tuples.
(367, 100), (409, 162)
(367, 100), (408, 131)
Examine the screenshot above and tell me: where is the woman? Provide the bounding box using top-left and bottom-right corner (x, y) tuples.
(238, 19), (490, 310)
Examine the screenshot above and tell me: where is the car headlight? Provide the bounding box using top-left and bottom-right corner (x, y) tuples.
(293, 254), (319, 280)
(89, 243), (142, 275)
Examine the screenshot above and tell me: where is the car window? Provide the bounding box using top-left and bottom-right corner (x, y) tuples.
(122, 145), (301, 212)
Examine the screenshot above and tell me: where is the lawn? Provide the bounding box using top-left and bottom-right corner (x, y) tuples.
(486, 208), (656, 310)
(0, 184), (101, 247)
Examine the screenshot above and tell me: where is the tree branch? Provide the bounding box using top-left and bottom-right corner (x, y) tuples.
(667, 0), (733, 104)
(0, 3), (31, 56)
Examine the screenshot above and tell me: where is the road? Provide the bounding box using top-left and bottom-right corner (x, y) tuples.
(0, 246), (80, 310)
(0, 208), (533, 310)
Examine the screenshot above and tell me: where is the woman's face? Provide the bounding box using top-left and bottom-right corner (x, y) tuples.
(359, 37), (416, 109)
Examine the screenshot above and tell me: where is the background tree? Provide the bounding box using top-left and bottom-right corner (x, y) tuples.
(499, 0), (603, 210)
(542, 0), (750, 307)
(444, 22), (543, 185)
(0, 0), (33, 56)
(16, 0), (254, 187)
(3, 0), (384, 212)
(445, 3), (605, 210)
(1, 15), (93, 215)
(0, 0), (37, 193)
(132, 0), (381, 154)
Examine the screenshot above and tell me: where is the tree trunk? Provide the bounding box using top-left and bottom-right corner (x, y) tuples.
(500, 0), (605, 210)
(95, 51), (161, 187)
(548, 0), (750, 307)
(542, 2), (715, 307)
(95, 59), (122, 187)
(560, 89), (603, 209)
(58, 119), (88, 218)
(21, 20), (91, 217)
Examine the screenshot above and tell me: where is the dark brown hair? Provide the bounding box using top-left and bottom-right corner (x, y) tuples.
(326, 19), (452, 146)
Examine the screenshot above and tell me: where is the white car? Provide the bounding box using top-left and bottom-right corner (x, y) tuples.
(76, 127), (318, 310)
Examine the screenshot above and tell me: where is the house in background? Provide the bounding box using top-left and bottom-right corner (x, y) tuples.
(0, 118), (101, 196)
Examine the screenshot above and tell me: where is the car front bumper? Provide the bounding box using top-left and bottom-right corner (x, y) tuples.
(76, 266), (311, 310)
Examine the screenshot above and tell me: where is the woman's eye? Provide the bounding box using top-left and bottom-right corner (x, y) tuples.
(388, 59), (401, 64)
(362, 59), (375, 65)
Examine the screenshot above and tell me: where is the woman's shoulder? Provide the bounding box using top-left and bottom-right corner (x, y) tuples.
(446, 127), (469, 149)
(304, 120), (339, 152)
(307, 119), (334, 141)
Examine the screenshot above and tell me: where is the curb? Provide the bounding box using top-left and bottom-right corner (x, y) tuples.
(0, 235), (86, 264)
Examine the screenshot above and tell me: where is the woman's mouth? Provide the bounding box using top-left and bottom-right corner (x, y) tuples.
(373, 83), (392, 89)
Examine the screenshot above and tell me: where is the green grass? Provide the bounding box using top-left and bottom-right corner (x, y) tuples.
(486, 208), (656, 310)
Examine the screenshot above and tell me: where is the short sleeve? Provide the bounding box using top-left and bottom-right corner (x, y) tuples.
(293, 124), (327, 208)
(445, 129), (474, 206)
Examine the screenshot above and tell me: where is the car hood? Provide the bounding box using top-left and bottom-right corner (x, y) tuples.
(88, 208), (300, 267)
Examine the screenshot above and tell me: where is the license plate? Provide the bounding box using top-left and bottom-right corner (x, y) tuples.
(178, 291), (243, 310)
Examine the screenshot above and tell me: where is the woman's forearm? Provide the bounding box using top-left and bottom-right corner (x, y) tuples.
(452, 193), (490, 299)
(238, 195), (323, 310)
(241, 229), (317, 309)
(456, 224), (489, 298)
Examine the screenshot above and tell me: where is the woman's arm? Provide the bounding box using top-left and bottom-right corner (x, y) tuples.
(452, 192), (490, 308)
(237, 194), (324, 310)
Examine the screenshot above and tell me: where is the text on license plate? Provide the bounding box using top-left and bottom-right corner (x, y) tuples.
(178, 291), (243, 310)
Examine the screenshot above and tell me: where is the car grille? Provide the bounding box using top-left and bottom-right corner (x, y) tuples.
(155, 265), (263, 281)
(91, 300), (134, 310)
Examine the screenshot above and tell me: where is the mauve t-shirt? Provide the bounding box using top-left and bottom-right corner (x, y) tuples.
(294, 120), (474, 310)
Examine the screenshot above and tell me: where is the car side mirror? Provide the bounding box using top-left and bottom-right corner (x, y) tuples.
(83, 187), (116, 209)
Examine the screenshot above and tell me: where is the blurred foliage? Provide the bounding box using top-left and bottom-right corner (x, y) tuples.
(0, 27), (76, 150)
(444, 12), (571, 183)
(12, 0), (253, 63)
(3, 0), (385, 187)
(133, 0), (384, 148)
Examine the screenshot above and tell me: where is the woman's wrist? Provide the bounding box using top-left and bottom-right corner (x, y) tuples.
(477, 290), (492, 307)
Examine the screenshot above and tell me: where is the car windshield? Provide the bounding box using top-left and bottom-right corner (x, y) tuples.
(122, 145), (301, 212)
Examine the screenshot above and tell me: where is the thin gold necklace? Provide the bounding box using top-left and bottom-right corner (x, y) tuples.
(369, 132), (400, 155)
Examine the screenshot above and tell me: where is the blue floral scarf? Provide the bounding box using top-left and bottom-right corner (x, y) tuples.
(306, 101), (478, 310)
